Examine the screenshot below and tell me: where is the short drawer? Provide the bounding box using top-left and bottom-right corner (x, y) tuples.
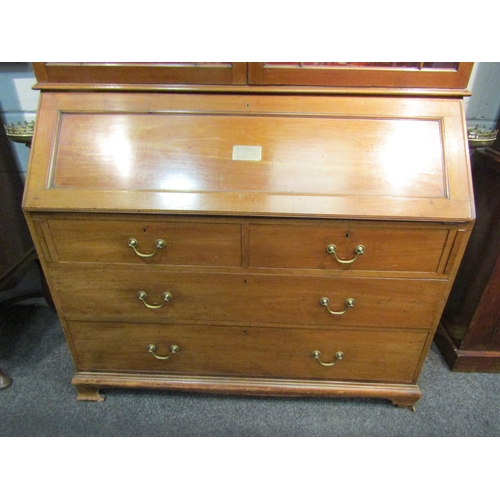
(68, 321), (428, 383)
(51, 269), (447, 329)
(46, 218), (242, 267)
(249, 223), (450, 272)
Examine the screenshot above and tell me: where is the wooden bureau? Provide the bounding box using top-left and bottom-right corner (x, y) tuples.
(23, 63), (475, 408)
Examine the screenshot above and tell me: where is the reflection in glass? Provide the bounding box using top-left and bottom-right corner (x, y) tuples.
(265, 62), (459, 69)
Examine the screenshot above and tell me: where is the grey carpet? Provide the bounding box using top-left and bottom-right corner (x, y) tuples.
(1, 302), (499, 437)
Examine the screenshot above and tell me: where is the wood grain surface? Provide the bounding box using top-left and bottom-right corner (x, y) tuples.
(50, 267), (447, 329)
(22, 69), (475, 405)
(68, 321), (428, 383)
(24, 92), (473, 221)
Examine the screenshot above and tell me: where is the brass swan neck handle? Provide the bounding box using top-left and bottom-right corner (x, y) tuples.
(137, 291), (172, 309)
(327, 244), (365, 264)
(129, 238), (165, 258)
(312, 350), (344, 367)
(320, 297), (355, 315)
(148, 344), (179, 360)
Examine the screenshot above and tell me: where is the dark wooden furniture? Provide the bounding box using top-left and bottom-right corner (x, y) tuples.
(436, 148), (500, 371)
(24, 62), (475, 408)
(0, 123), (35, 389)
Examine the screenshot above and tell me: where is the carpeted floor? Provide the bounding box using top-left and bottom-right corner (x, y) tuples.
(1, 301), (499, 437)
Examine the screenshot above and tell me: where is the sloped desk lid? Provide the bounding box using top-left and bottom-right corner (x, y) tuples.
(24, 92), (474, 221)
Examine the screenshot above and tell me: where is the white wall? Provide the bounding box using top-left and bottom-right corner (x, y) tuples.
(466, 62), (500, 130)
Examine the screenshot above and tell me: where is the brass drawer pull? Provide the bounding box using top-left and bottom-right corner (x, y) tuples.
(137, 291), (172, 309)
(320, 297), (355, 315)
(148, 344), (179, 360)
(128, 238), (165, 258)
(326, 244), (365, 264)
(312, 350), (344, 367)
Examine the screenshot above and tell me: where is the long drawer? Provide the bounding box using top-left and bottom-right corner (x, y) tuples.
(249, 223), (451, 272)
(51, 269), (447, 329)
(68, 321), (428, 383)
(46, 218), (242, 266)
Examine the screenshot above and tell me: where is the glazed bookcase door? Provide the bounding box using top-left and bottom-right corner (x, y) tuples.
(247, 62), (474, 89)
(32, 62), (248, 85)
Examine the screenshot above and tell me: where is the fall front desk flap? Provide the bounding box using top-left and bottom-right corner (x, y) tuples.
(23, 92), (474, 222)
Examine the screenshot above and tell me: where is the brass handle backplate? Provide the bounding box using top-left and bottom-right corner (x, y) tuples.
(148, 344), (179, 360)
(137, 291), (172, 309)
(320, 297), (355, 315)
(128, 238), (165, 258)
(312, 350), (344, 367)
(327, 244), (365, 264)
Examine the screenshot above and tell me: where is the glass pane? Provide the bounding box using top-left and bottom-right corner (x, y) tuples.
(422, 62), (459, 69)
(195, 62), (232, 66)
(49, 62), (232, 67)
(264, 62), (301, 67)
(301, 62), (421, 68)
(160, 62), (232, 67)
(265, 62), (459, 70)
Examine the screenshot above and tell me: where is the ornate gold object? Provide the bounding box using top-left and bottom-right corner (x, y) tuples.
(4, 120), (35, 145)
(468, 126), (498, 148)
(128, 238), (165, 258)
(137, 291), (172, 309)
(148, 344), (179, 360)
(326, 244), (365, 264)
(320, 297), (355, 315)
(312, 350), (344, 367)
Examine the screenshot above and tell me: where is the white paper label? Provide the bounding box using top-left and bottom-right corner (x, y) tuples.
(232, 145), (262, 161)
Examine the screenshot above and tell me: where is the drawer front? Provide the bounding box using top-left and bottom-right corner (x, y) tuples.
(68, 321), (427, 383)
(52, 269), (447, 329)
(250, 224), (450, 272)
(46, 218), (242, 267)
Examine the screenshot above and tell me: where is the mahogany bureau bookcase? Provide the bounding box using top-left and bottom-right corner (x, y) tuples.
(24, 62), (475, 409)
